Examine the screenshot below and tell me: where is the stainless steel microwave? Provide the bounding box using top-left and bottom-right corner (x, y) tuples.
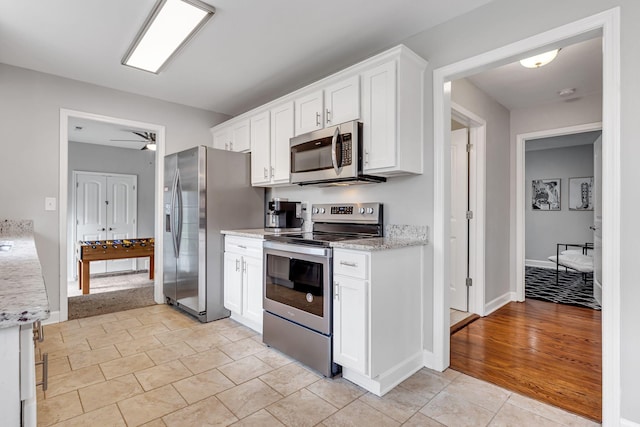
(289, 121), (385, 186)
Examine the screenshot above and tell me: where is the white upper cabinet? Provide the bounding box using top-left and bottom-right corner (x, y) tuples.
(324, 75), (360, 127)
(250, 111), (271, 186)
(212, 119), (251, 152)
(294, 76), (360, 136)
(294, 90), (324, 135)
(362, 49), (426, 176)
(270, 102), (294, 184)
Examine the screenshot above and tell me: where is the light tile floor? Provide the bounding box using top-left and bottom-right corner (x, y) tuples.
(37, 304), (600, 426)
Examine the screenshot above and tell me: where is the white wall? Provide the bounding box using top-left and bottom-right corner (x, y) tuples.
(525, 143), (595, 261)
(400, 0), (637, 422)
(0, 63), (229, 313)
(451, 78), (511, 304)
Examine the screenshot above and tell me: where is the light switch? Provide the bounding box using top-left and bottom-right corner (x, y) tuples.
(45, 197), (57, 211)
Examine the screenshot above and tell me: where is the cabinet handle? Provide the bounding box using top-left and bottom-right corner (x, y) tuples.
(33, 320), (44, 343)
(225, 143), (229, 150)
(242, 259), (247, 272)
(97, 227), (105, 231)
(364, 151), (369, 165)
(264, 167), (268, 178)
(340, 261), (358, 267)
(35, 353), (48, 391)
(334, 283), (339, 300)
(235, 259), (240, 272)
(326, 109), (331, 123)
(316, 112), (321, 126)
(230, 142), (233, 151)
(270, 166), (275, 178)
(238, 245), (247, 249)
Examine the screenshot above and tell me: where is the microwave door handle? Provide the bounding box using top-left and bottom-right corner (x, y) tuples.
(331, 127), (343, 174)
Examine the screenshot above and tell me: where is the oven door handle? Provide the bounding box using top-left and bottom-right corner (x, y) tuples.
(264, 241), (332, 258)
(331, 126), (343, 175)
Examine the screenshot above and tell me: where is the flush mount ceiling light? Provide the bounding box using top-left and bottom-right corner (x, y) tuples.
(122, 0), (215, 74)
(519, 49), (560, 68)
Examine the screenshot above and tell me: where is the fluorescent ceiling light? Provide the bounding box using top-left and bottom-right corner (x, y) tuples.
(519, 49), (560, 68)
(122, 0), (215, 73)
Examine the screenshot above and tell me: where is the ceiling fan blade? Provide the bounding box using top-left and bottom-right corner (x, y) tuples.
(110, 139), (146, 142)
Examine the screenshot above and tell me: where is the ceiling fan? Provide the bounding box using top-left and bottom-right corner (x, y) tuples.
(110, 131), (157, 150)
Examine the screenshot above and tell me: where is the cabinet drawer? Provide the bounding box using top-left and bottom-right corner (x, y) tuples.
(334, 250), (368, 279)
(224, 236), (263, 257)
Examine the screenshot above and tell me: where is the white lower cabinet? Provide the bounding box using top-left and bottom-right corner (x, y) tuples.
(223, 236), (264, 333)
(333, 245), (423, 396)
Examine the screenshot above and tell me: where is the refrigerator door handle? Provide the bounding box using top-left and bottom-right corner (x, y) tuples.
(175, 171), (184, 256)
(170, 169), (179, 257)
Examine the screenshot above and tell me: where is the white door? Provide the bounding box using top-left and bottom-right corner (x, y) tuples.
(593, 135), (603, 303)
(450, 128), (469, 312)
(105, 174), (137, 272)
(75, 172), (137, 276)
(76, 174), (108, 274)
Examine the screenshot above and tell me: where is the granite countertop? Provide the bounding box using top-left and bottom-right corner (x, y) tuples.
(0, 220), (50, 328)
(330, 236), (427, 251)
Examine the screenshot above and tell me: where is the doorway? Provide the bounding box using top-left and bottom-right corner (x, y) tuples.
(433, 8), (620, 423)
(58, 110), (166, 321)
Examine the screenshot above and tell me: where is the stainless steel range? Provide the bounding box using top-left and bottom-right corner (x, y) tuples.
(262, 203), (383, 377)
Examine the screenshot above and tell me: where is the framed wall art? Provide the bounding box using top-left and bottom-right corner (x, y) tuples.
(569, 176), (594, 211)
(532, 178), (560, 211)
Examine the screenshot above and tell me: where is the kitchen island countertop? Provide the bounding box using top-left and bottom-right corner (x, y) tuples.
(0, 220), (50, 328)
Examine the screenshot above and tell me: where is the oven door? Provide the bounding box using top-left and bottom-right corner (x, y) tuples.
(263, 241), (332, 335)
(289, 121), (359, 184)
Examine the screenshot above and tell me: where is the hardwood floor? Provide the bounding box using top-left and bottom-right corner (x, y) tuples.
(450, 299), (602, 422)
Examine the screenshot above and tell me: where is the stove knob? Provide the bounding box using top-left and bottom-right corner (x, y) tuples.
(359, 207), (365, 214)
(319, 208), (326, 214)
(366, 207), (374, 214)
(312, 207), (319, 214)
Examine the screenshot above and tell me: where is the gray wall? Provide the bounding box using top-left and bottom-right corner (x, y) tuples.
(67, 141), (157, 274)
(400, 0), (637, 422)
(0, 63), (229, 314)
(525, 143), (595, 261)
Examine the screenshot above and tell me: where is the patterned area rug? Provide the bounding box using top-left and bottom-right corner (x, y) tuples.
(68, 286), (156, 320)
(525, 266), (601, 310)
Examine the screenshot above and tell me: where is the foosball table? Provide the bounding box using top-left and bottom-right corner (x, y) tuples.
(76, 238), (155, 295)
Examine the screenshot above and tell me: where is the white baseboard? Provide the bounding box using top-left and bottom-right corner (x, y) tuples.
(422, 349), (440, 371)
(484, 292), (516, 316)
(42, 311), (60, 325)
(621, 418), (640, 427)
(525, 259), (556, 269)
(342, 351), (424, 396)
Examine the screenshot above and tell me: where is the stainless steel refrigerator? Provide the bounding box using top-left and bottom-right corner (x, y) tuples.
(163, 146), (264, 322)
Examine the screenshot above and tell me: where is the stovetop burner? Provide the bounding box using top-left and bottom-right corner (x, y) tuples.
(264, 203), (383, 247)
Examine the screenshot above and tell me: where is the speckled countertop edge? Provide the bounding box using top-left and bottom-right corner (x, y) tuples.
(221, 229), (301, 239)
(0, 220), (50, 328)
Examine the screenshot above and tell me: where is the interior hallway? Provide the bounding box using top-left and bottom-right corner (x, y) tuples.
(450, 299), (602, 422)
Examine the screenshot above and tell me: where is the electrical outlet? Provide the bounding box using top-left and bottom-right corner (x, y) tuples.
(45, 197), (57, 211)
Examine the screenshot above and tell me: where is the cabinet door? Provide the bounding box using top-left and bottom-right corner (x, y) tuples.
(250, 111), (271, 186)
(294, 90), (323, 135)
(223, 252), (243, 313)
(242, 255), (264, 326)
(333, 275), (367, 374)
(231, 120), (251, 152)
(361, 61), (397, 172)
(324, 75), (360, 126)
(270, 102), (294, 184)
(213, 127), (231, 150)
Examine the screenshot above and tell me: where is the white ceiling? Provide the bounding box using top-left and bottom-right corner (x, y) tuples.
(0, 0), (493, 116)
(466, 37), (603, 110)
(68, 117), (155, 150)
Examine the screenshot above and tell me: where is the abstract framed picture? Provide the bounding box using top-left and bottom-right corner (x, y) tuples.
(569, 176), (594, 211)
(532, 179), (560, 211)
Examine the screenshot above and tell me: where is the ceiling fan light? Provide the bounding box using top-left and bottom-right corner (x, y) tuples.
(144, 142), (157, 151)
(519, 49), (560, 68)
(122, 0), (215, 74)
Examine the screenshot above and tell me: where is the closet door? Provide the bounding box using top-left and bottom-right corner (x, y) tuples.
(105, 175), (137, 273)
(76, 174), (108, 274)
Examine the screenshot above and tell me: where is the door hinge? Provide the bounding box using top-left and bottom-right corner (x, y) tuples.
(466, 143), (472, 152)
(466, 277), (473, 287)
(466, 211), (473, 220)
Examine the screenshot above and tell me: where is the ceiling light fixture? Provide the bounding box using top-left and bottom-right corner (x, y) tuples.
(122, 0), (215, 74)
(144, 142), (157, 151)
(519, 49), (560, 68)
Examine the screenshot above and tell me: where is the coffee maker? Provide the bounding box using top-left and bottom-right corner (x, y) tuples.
(265, 199), (303, 230)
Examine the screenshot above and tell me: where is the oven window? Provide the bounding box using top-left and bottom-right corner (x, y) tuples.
(265, 253), (324, 317)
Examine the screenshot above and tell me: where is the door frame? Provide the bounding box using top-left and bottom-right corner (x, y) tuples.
(71, 170), (139, 280)
(451, 103), (486, 316)
(515, 122), (602, 301)
(432, 8), (620, 423)
(59, 109), (166, 321)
